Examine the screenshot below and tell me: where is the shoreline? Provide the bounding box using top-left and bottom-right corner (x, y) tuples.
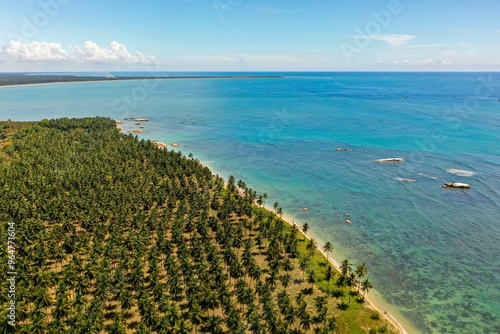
(261, 204), (410, 334)
(118, 124), (414, 334)
(0, 75), (284, 88)
(190, 156), (411, 334)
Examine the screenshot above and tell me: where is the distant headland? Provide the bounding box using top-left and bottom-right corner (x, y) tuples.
(0, 73), (284, 87)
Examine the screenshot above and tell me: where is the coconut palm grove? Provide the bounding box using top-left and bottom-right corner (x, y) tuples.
(0, 117), (395, 333)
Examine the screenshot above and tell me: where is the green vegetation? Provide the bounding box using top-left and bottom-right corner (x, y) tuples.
(0, 117), (397, 333)
(0, 73), (123, 86)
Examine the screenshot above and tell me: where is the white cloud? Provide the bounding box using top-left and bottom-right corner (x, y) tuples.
(0, 40), (157, 66)
(416, 58), (452, 66)
(71, 41), (157, 65)
(0, 41), (70, 62)
(400, 43), (473, 49)
(377, 59), (455, 66)
(387, 60), (411, 65)
(353, 34), (417, 46)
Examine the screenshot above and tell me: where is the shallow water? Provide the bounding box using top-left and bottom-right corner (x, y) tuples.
(1, 72), (499, 333)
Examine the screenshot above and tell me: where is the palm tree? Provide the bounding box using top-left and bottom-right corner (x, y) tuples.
(340, 259), (351, 277)
(323, 242), (333, 262)
(52, 294), (71, 322)
(74, 275), (91, 295)
(0, 311), (16, 334)
(346, 272), (356, 304)
(225, 309), (245, 333)
(142, 306), (158, 330)
(280, 274), (292, 290)
(301, 223), (309, 239)
(189, 302), (205, 334)
(203, 315), (223, 334)
(324, 265), (334, 293)
(156, 316), (171, 334)
(205, 292), (220, 316)
(361, 278), (373, 298)
(175, 319), (192, 334)
(33, 288), (52, 313)
(109, 313), (127, 334)
(29, 317), (48, 334)
(277, 207), (283, 217)
(327, 316), (339, 333)
(300, 312), (312, 332)
(306, 238), (317, 259)
(307, 270), (317, 290)
(355, 263), (367, 291)
(119, 289), (134, 326)
(299, 258), (308, 281)
(135, 322), (152, 334)
(273, 202), (279, 214)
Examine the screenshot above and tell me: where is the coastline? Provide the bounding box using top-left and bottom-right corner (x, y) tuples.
(116, 120), (415, 333)
(0, 75), (284, 88)
(6, 72), (498, 333)
(261, 204), (411, 334)
(188, 155), (412, 334)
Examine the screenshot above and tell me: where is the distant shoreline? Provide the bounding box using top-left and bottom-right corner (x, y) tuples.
(0, 75), (284, 87)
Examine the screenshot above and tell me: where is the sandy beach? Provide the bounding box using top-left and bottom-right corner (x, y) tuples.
(174, 152), (411, 334)
(261, 205), (410, 334)
(120, 120), (414, 333)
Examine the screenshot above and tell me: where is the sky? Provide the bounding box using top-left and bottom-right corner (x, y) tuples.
(0, 0), (499, 72)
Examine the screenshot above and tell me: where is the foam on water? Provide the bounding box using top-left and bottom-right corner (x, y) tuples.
(446, 168), (477, 177)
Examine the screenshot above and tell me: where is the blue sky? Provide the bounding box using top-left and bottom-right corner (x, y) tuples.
(0, 0), (499, 71)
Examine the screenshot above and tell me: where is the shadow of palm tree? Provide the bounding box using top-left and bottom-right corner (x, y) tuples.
(336, 301), (350, 311)
(128, 320), (139, 330)
(356, 297), (366, 304)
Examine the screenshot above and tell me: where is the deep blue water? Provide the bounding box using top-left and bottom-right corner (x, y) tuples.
(1, 72), (499, 333)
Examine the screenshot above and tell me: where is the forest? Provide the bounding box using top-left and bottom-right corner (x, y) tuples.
(0, 117), (396, 333)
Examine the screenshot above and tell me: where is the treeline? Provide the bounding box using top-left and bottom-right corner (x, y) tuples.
(0, 74), (284, 87)
(0, 117), (395, 333)
(0, 73), (119, 86)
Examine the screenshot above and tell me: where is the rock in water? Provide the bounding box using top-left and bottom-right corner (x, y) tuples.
(442, 183), (470, 189)
(377, 158), (404, 162)
(153, 142), (168, 150)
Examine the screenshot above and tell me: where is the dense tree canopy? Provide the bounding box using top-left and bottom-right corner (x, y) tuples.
(0, 117), (393, 333)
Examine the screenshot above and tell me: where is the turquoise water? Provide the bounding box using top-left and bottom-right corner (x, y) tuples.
(1, 72), (499, 333)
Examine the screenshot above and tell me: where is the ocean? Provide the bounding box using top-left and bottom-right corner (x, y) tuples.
(1, 72), (499, 333)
